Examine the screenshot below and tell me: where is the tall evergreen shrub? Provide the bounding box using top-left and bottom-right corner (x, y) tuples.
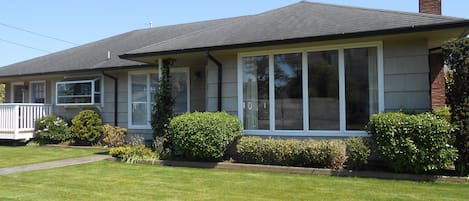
(443, 38), (469, 175)
(151, 59), (175, 148)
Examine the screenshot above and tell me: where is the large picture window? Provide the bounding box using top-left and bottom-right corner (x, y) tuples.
(56, 78), (101, 105)
(239, 42), (383, 136)
(128, 69), (189, 129)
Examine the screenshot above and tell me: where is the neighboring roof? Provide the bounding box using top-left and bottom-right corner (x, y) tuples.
(1, 1), (469, 78)
(122, 1), (469, 58)
(0, 16), (243, 78)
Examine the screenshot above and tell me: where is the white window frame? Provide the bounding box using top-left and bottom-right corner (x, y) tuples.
(55, 78), (102, 106)
(29, 80), (46, 103)
(237, 41), (384, 137)
(128, 67), (190, 129)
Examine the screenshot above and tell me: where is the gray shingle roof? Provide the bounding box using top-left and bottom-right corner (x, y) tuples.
(0, 17), (242, 77)
(1, 1), (468, 78)
(123, 1), (469, 57)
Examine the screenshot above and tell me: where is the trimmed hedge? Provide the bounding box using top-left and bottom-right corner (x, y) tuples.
(236, 137), (347, 169)
(169, 112), (243, 161)
(346, 137), (371, 170)
(368, 112), (457, 173)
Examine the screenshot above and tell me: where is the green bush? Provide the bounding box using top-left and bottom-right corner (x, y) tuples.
(70, 110), (103, 145)
(368, 112), (457, 173)
(102, 124), (127, 148)
(109, 146), (130, 158)
(34, 115), (71, 144)
(236, 137), (347, 169)
(433, 107), (451, 122)
(346, 137), (371, 170)
(169, 112), (243, 161)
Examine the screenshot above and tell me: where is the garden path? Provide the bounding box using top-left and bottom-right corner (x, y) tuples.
(0, 155), (112, 175)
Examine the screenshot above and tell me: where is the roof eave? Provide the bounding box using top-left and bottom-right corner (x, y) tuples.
(120, 20), (469, 60)
(0, 64), (153, 79)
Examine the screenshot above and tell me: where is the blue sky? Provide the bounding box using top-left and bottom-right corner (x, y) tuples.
(1, 0), (468, 67)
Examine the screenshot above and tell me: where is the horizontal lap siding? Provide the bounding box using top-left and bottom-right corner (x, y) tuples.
(206, 54), (238, 116)
(383, 39), (430, 112)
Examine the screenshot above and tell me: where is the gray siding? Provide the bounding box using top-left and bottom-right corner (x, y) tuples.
(206, 53), (238, 116)
(383, 39), (430, 112)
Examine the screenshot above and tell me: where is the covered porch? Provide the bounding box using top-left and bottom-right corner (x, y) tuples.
(0, 104), (52, 141)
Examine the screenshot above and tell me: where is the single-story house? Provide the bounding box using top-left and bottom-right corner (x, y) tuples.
(0, 0), (468, 140)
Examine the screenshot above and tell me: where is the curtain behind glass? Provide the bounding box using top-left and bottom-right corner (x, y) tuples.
(243, 56), (269, 130)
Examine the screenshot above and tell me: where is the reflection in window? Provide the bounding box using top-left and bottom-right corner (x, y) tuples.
(56, 79), (100, 105)
(131, 74), (148, 126)
(274, 53), (303, 130)
(308, 51), (339, 130)
(345, 47), (378, 130)
(171, 72), (188, 114)
(243, 56), (269, 130)
(129, 71), (189, 127)
(31, 82), (45, 103)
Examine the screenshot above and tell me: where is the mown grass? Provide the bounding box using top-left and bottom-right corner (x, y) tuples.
(0, 145), (105, 168)
(0, 160), (467, 201)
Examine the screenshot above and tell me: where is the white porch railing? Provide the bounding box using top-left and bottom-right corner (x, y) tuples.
(0, 104), (52, 140)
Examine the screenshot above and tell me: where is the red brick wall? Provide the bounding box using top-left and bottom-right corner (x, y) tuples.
(430, 53), (446, 109)
(419, 0), (441, 15)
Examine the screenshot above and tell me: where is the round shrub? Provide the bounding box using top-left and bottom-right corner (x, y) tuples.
(70, 110), (103, 145)
(34, 115), (70, 144)
(368, 112), (458, 173)
(169, 112), (243, 161)
(102, 124), (127, 148)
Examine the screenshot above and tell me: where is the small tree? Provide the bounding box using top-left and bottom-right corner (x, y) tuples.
(443, 38), (469, 176)
(151, 59), (175, 148)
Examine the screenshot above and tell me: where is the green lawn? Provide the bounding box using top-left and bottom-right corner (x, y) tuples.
(0, 146), (106, 168)
(0, 161), (467, 201)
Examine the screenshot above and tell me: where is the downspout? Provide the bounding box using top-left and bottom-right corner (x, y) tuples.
(103, 72), (118, 126)
(206, 51), (223, 111)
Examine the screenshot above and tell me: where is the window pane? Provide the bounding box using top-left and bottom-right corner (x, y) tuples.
(171, 72), (188, 114)
(345, 47), (378, 130)
(308, 51), (339, 130)
(131, 74), (147, 125)
(274, 53), (303, 130)
(13, 85), (24, 103)
(150, 73), (159, 105)
(31, 82), (45, 103)
(243, 56), (269, 130)
(56, 82), (93, 104)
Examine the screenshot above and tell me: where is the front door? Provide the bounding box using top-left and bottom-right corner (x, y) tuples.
(12, 83), (25, 103)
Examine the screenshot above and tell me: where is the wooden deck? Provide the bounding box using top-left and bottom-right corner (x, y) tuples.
(0, 104), (51, 141)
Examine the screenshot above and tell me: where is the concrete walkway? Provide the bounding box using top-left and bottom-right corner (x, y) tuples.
(0, 155), (112, 175)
